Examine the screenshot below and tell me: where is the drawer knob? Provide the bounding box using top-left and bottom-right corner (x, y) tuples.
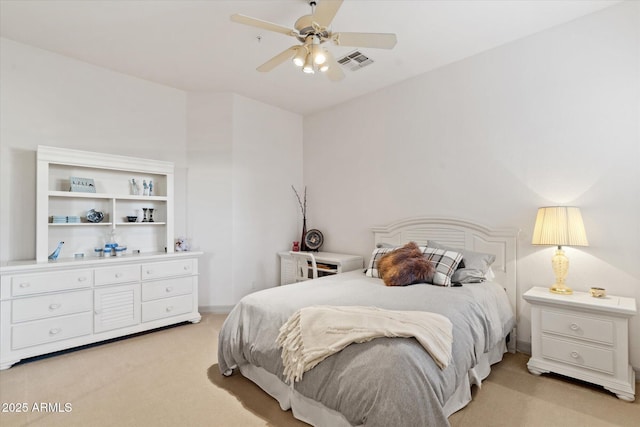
(147, 270), (153, 275)
(570, 351), (580, 359)
(165, 287), (173, 293)
(569, 323), (580, 331)
(166, 306), (174, 312)
(78, 276), (87, 282)
(49, 303), (61, 310)
(183, 266), (190, 271)
(115, 273), (123, 278)
(49, 328), (61, 335)
(19, 282), (30, 288)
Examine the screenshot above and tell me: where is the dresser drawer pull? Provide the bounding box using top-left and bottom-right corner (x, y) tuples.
(146, 270), (153, 275)
(569, 323), (580, 331)
(78, 276), (88, 282)
(115, 272), (123, 278)
(166, 306), (174, 312)
(570, 351), (580, 359)
(19, 282), (31, 288)
(184, 266), (190, 271)
(165, 287), (173, 293)
(49, 328), (62, 335)
(49, 303), (62, 310)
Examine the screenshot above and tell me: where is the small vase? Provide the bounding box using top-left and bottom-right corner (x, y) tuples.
(300, 218), (308, 251)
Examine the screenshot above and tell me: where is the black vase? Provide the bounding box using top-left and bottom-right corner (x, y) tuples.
(300, 218), (308, 251)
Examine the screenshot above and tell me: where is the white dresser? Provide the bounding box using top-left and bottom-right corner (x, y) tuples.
(523, 286), (637, 401)
(0, 252), (201, 370)
(278, 251), (364, 285)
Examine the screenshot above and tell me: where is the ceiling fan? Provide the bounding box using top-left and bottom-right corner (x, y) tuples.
(231, 0), (397, 81)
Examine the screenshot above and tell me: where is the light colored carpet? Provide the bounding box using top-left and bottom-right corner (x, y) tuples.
(0, 313), (637, 426)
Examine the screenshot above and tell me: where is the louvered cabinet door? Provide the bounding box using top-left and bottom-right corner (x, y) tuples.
(94, 284), (141, 333)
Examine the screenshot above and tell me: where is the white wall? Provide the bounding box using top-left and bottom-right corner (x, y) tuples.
(303, 1), (640, 367)
(0, 38), (305, 314)
(186, 93), (303, 310)
(0, 38), (188, 262)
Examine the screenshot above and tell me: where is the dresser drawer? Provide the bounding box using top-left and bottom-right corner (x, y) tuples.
(541, 335), (614, 374)
(95, 265), (140, 286)
(541, 309), (614, 345)
(12, 312), (93, 350)
(11, 270), (92, 296)
(12, 290), (92, 323)
(142, 294), (192, 322)
(141, 277), (193, 302)
(141, 260), (194, 280)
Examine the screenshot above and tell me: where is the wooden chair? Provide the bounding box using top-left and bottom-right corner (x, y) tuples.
(289, 251), (318, 282)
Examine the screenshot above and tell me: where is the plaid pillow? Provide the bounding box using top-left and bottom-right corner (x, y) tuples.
(365, 246), (398, 278)
(421, 247), (464, 286)
(366, 245), (463, 286)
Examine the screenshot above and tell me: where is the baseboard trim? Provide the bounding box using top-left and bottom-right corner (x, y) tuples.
(199, 305), (234, 314)
(516, 340), (531, 356)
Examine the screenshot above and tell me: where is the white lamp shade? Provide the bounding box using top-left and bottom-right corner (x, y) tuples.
(313, 45), (326, 65)
(292, 47), (306, 67)
(302, 53), (315, 74)
(531, 206), (589, 247)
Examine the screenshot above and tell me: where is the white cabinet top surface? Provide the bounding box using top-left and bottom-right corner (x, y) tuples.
(523, 286), (637, 316)
(1, 252), (202, 274)
(279, 251), (363, 264)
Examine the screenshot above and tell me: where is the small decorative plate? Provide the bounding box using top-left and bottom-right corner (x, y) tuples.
(304, 229), (324, 251)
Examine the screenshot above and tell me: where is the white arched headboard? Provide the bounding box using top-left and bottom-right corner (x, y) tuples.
(372, 217), (518, 352)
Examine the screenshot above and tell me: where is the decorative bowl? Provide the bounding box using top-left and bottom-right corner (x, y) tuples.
(589, 287), (606, 298)
(126, 216), (138, 223)
(86, 209), (104, 223)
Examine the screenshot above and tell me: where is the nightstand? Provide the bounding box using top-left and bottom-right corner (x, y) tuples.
(523, 286), (637, 401)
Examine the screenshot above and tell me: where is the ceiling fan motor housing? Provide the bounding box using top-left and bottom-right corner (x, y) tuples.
(295, 15), (329, 43)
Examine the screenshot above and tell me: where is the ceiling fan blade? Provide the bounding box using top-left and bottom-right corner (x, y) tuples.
(323, 50), (345, 82)
(231, 14), (297, 37)
(313, 0), (343, 28)
(256, 46), (299, 72)
(332, 32), (397, 49)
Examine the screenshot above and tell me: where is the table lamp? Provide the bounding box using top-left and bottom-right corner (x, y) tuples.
(531, 206), (589, 295)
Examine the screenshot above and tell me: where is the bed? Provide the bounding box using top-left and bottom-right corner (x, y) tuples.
(218, 217), (517, 426)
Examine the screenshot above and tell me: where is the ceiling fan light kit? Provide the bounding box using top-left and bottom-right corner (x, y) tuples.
(231, 0), (397, 81)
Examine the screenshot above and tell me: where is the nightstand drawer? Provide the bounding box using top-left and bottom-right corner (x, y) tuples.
(541, 336), (614, 374)
(541, 309), (614, 345)
(12, 290), (92, 323)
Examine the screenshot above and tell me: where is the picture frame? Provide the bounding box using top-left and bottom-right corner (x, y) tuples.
(69, 176), (96, 193)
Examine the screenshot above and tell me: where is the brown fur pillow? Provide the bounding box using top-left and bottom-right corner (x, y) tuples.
(377, 242), (435, 287)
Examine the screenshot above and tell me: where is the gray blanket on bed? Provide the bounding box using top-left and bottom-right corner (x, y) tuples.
(218, 271), (515, 426)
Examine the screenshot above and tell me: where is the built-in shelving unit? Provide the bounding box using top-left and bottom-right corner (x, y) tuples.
(36, 145), (174, 262)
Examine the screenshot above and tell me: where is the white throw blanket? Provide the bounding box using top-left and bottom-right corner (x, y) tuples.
(276, 305), (453, 384)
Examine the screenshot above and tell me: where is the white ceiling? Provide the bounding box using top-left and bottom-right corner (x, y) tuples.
(0, 0), (620, 115)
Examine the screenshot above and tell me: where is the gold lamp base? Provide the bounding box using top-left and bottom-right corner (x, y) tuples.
(549, 247), (572, 295)
(550, 284), (573, 295)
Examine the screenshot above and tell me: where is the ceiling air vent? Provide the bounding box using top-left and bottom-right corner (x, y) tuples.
(337, 50), (374, 71)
